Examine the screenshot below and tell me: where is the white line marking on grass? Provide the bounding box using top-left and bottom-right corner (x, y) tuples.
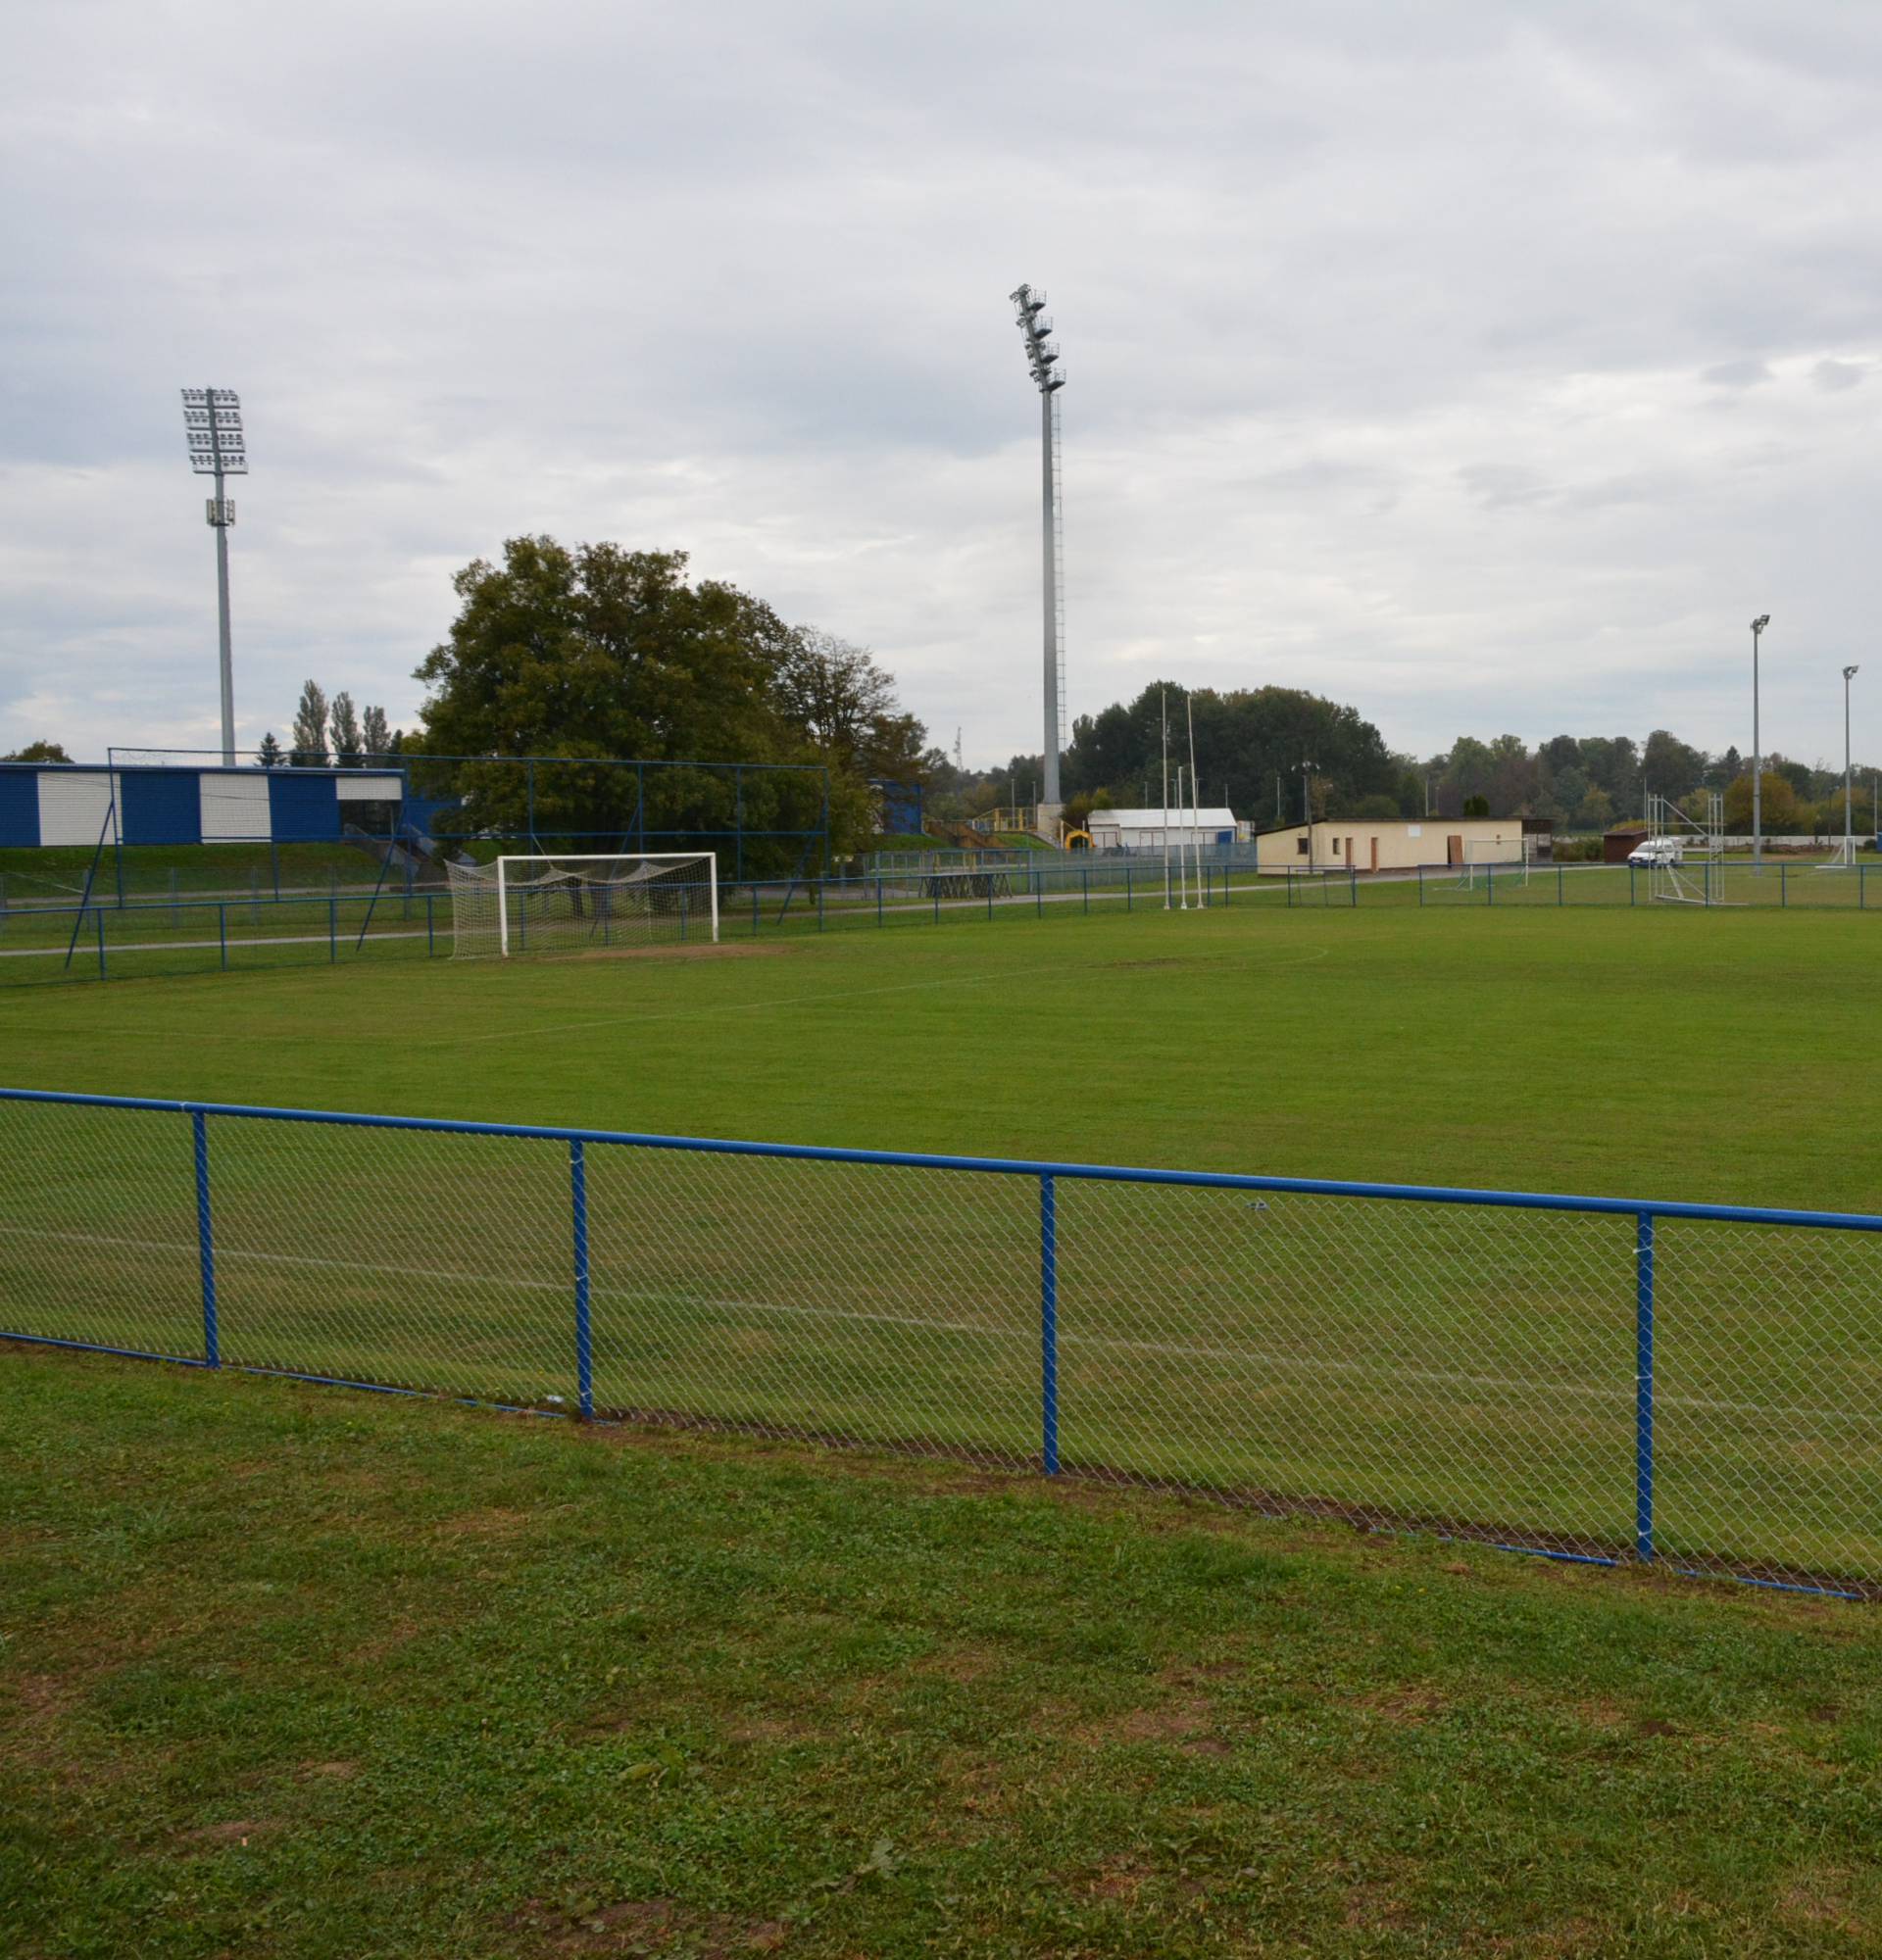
(2, 1219), (1862, 1427)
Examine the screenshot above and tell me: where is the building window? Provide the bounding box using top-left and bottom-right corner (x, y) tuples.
(1297, 836), (1309, 855)
(1332, 837), (1341, 856)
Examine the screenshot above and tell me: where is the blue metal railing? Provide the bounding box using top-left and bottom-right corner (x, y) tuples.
(3, 1084), (1880, 1597)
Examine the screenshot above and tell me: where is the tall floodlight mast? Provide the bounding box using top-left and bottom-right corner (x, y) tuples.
(181, 388), (248, 765)
(1010, 284), (1066, 821)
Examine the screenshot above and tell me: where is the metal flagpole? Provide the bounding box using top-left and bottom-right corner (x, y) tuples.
(1162, 690), (1171, 909)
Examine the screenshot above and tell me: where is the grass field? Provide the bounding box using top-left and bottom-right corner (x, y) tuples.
(6, 899), (1882, 1950)
(7, 1345), (1882, 1960)
(4, 897), (1876, 1206)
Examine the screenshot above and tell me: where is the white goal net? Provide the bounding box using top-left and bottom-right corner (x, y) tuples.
(447, 854), (718, 958)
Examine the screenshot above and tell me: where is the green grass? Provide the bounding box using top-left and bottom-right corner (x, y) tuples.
(3, 897), (1875, 1206)
(7, 1345), (1882, 1960)
(3, 901), (1881, 1589)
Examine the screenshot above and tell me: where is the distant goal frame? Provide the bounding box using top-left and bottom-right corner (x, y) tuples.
(451, 852), (719, 959)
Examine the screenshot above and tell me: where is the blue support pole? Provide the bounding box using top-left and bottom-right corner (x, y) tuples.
(1040, 1173), (1059, 1476)
(570, 1140), (593, 1418)
(1635, 1211), (1656, 1562)
(193, 1112), (219, 1367)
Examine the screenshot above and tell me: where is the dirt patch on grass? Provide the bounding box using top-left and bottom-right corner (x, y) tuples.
(176, 1817), (280, 1851)
(1359, 1687), (1448, 1726)
(506, 1896), (788, 1954)
(1077, 1699), (1217, 1748)
(436, 1505), (536, 1539)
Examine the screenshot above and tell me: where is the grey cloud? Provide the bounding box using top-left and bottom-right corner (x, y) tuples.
(4, 1), (1882, 769)
(1701, 360), (1775, 389)
(1812, 359), (1863, 392)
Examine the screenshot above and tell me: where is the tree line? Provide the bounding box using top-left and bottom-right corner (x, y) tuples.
(942, 692), (1879, 838)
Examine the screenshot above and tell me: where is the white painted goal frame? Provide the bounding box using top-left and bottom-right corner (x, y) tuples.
(451, 853), (718, 958)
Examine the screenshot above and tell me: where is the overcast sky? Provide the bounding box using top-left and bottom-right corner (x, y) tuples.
(3, 2), (1879, 774)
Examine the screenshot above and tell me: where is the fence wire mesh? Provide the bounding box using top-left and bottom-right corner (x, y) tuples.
(3, 1090), (1880, 1596)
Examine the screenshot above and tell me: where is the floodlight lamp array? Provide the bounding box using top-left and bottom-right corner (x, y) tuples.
(1010, 282), (1065, 394)
(181, 387), (247, 474)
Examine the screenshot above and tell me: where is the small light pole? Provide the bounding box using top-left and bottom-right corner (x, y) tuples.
(1302, 760), (1316, 872)
(1843, 665), (1860, 866)
(1750, 613), (1770, 871)
(181, 388), (248, 765)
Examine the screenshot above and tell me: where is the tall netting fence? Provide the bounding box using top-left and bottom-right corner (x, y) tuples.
(4, 1089), (1881, 1595)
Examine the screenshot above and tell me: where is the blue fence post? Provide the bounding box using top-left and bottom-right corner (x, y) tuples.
(192, 1112), (219, 1367)
(1040, 1173), (1059, 1476)
(1635, 1211), (1656, 1563)
(570, 1140), (593, 1418)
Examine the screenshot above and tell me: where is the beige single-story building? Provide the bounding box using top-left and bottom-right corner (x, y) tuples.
(1254, 817), (1550, 875)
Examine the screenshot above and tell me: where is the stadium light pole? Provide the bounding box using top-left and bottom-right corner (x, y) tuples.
(1844, 665), (1860, 866)
(1750, 614), (1770, 871)
(1010, 284), (1067, 822)
(181, 388), (249, 765)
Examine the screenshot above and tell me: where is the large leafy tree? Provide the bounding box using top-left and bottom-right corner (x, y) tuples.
(3, 740), (71, 762)
(413, 538), (896, 861)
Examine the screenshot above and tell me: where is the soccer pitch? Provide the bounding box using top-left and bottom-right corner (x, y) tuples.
(4, 897), (1876, 1210)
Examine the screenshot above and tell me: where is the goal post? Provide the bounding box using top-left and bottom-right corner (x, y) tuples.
(446, 853), (718, 958)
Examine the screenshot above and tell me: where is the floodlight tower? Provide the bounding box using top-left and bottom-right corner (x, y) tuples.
(1010, 284), (1066, 820)
(181, 388), (248, 764)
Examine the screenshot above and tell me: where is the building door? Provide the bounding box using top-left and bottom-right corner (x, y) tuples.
(1448, 834), (1463, 865)
(1369, 836), (1379, 872)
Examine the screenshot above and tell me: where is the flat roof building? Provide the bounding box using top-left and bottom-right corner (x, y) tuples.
(1254, 816), (1550, 875)
(1085, 807), (1243, 851)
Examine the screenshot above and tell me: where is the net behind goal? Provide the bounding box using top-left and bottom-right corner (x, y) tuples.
(447, 855), (718, 958)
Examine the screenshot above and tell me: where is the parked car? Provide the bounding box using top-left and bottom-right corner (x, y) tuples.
(1627, 837), (1682, 868)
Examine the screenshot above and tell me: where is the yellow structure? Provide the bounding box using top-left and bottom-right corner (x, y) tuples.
(1255, 818), (1541, 876)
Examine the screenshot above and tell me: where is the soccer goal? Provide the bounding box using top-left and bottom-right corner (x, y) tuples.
(1455, 840), (1528, 889)
(446, 854), (718, 958)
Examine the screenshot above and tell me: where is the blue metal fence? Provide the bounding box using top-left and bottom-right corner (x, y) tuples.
(3, 1085), (1880, 1597)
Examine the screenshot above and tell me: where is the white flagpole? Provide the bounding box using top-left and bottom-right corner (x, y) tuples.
(1185, 694), (1202, 908)
(1162, 689), (1171, 909)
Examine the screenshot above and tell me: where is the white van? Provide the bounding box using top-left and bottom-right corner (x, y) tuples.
(1627, 837), (1682, 868)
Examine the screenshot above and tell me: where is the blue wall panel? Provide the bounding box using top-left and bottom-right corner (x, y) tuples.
(119, 769), (203, 847)
(0, 767), (39, 847)
(268, 771), (340, 842)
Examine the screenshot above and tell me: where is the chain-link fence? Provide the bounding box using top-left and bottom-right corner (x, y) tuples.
(4, 1086), (1880, 1597)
